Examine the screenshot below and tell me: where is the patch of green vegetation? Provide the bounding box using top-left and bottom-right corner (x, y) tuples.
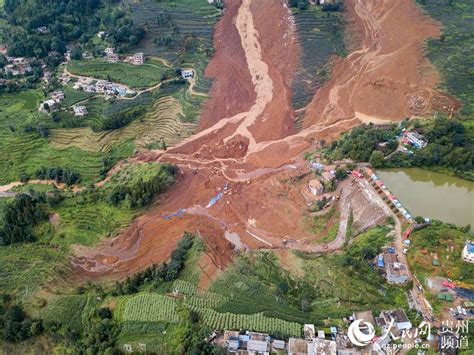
(41, 200), (135, 248)
(290, 3), (347, 116)
(407, 221), (474, 287)
(0, 244), (68, 298)
(0, 132), (134, 185)
(60, 86), (96, 107)
(40, 295), (89, 333)
(211, 226), (406, 323)
(10, 184), (56, 193)
(325, 118), (474, 181)
(34, 163), (177, 248)
(67, 59), (174, 89)
(306, 205), (340, 243)
(417, 0), (474, 118)
(2, 0), (144, 59)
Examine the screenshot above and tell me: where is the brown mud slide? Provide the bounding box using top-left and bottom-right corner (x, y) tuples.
(73, 0), (459, 285)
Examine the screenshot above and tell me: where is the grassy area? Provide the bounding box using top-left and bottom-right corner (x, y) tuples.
(211, 225), (405, 323)
(305, 205), (340, 243)
(0, 244), (69, 299)
(67, 59), (173, 89)
(291, 5), (347, 120)
(407, 222), (474, 287)
(40, 295), (90, 333)
(417, 0), (474, 118)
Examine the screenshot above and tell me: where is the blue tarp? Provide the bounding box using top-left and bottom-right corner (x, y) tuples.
(377, 255), (385, 268)
(387, 247), (396, 254)
(454, 287), (474, 300)
(206, 192), (223, 208)
(163, 208), (186, 220)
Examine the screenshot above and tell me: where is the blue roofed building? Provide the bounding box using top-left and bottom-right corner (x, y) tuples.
(462, 240), (474, 263)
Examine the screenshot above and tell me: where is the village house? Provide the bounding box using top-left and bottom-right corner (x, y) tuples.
(104, 47), (115, 56)
(308, 179), (324, 196)
(59, 73), (71, 85)
(42, 70), (52, 83)
(97, 31), (106, 39)
(376, 309), (412, 333)
(73, 105), (88, 117)
(321, 170), (335, 181)
(222, 330), (285, 354)
(462, 240), (474, 263)
(181, 69), (194, 79)
(39, 99), (58, 113)
(50, 90), (65, 102)
(0, 44), (7, 54)
(107, 53), (119, 62)
(4, 65), (20, 76)
(406, 131), (428, 149)
(383, 250), (409, 284)
(36, 26), (49, 34)
(131, 52), (144, 65)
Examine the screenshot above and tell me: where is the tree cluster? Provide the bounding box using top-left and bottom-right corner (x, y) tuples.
(106, 164), (178, 208)
(3, 0), (144, 59)
(114, 232), (194, 295)
(0, 296), (43, 342)
(0, 193), (47, 246)
(99, 107), (145, 131)
(326, 123), (400, 162)
(34, 166), (80, 185)
(385, 118), (473, 180)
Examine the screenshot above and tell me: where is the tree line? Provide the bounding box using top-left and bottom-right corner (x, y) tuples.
(114, 232), (195, 295)
(105, 163), (178, 208)
(34, 166), (80, 186)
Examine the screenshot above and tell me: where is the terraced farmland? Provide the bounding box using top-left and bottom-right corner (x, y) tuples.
(188, 306), (302, 337)
(291, 7), (347, 121)
(127, 0), (220, 94)
(50, 96), (197, 152)
(67, 59), (172, 89)
(128, 0), (219, 58)
(123, 294), (180, 323)
(418, 0), (474, 117)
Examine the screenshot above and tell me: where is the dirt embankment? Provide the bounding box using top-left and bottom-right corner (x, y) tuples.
(303, 0), (460, 129)
(199, 0), (256, 130)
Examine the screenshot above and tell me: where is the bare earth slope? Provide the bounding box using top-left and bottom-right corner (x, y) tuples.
(303, 0), (459, 129)
(73, 0), (459, 282)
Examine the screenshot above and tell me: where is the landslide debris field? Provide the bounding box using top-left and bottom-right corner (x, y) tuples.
(71, 0), (461, 283)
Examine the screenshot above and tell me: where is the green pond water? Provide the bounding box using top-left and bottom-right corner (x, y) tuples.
(377, 168), (474, 230)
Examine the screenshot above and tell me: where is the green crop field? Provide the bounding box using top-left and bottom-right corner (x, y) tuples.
(40, 295), (89, 333)
(67, 59), (172, 89)
(188, 306), (302, 337)
(417, 0), (474, 118)
(291, 6), (347, 121)
(0, 244), (69, 299)
(123, 294), (180, 324)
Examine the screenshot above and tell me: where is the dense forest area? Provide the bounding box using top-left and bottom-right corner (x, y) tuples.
(2, 0), (144, 58)
(0, 192), (47, 246)
(325, 118), (474, 180)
